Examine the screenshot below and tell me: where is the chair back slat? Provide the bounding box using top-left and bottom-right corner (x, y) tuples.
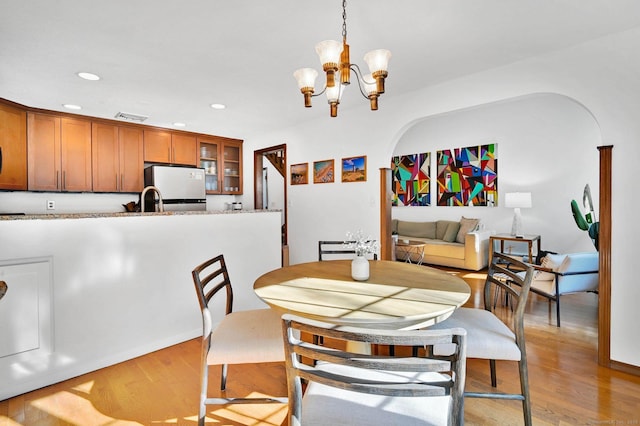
(484, 252), (535, 346)
(318, 240), (378, 261)
(282, 314), (467, 425)
(191, 254), (234, 315)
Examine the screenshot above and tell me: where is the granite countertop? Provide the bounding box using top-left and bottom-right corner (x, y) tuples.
(0, 209), (276, 221)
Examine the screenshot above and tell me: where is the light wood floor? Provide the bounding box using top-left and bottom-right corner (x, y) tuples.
(2, 267), (640, 425)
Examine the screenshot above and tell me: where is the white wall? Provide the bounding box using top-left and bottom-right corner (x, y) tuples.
(243, 27), (640, 367)
(0, 211), (282, 399)
(392, 93), (600, 255)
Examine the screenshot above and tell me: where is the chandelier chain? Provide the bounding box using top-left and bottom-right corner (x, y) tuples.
(342, 0), (348, 42)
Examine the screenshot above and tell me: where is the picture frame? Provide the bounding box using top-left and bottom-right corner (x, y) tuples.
(313, 159), (335, 184)
(342, 155), (367, 182)
(290, 163), (309, 185)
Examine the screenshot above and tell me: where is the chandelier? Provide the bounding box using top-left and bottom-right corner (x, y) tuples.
(293, 0), (391, 117)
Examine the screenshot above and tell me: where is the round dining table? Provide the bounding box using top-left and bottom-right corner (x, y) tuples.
(253, 260), (470, 331)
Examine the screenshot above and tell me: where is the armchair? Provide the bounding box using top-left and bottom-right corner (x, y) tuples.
(527, 252), (599, 327)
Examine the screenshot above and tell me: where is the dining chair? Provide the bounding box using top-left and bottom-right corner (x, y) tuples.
(316, 240), (379, 346)
(318, 240), (378, 261)
(429, 251), (535, 426)
(191, 254), (286, 426)
(282, 314), (467, 426)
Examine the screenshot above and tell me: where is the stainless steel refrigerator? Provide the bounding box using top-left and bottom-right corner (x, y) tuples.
(143, 165), (206, 211)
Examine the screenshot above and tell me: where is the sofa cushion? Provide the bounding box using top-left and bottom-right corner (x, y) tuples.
(456, 217), (479, 243)
(442, 222), (461, 242)
(436, 220), (458, 240)
(397, 221), (436, 239)
(422, 240), (465, 260)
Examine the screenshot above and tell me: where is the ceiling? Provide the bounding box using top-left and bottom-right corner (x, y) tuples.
(2, 0), (640, 140)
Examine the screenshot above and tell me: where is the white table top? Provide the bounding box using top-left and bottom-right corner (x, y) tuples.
(254, 260), (470, 330)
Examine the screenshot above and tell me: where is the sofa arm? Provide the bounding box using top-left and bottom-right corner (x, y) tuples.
(464, 230), (494, 270)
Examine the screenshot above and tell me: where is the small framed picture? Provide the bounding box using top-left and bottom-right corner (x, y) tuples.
(313, 159), (335, 184)
(342, 155), (367, 182)
(290, 163), (309, 185)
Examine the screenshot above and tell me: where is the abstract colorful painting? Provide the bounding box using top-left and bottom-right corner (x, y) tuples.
(391, 152), (431, 206)
(437, 143), (497, 206)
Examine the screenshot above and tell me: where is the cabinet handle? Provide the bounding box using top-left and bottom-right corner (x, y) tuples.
(0, 146), (3, 174)
(120, 174), (124, 191)
(62, 171), (66, 191)
(56, 171), (60, 190)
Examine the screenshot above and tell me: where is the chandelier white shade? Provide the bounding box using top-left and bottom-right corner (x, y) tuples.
(505, 192), (532, 237)
(293, 0), (391, 117)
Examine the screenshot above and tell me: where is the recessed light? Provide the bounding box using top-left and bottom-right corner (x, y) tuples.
(63, 104), (82, 110)
(210, 103), (226, 110)
(77, 72), (100, 81)
(173, 122), (186, 127)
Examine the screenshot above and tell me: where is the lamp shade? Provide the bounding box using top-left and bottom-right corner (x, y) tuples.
(505, 192), (532, 209)
(315, 40), (343, 66)
(293, 68), (318, 90)
(363, 49), (391, 73)
(362, 73), (377, 96)
(326, 83), (343, 103)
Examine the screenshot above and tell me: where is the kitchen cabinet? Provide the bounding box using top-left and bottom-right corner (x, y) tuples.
(27, 113), (92, 191)
(0, 102), (27, 190)
(143, 129), (197, 166)
(92, 123), (144, 192)
(198, 136), (243, 194)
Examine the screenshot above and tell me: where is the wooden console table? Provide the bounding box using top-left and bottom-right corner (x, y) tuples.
(489, 233), (541, 264)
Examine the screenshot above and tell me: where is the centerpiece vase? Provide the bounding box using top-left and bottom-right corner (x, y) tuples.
(351, 255), (370, 281)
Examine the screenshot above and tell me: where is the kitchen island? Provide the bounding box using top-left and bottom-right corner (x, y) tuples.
(0, 210), (282, 400)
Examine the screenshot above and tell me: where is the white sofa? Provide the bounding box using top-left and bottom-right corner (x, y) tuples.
(392, 218), (493, 271)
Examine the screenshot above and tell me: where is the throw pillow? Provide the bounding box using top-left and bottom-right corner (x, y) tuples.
(541, 253), (567, 271)
(443, 222), (461, 242)
(456, 216), (479, 244)
(436, 220), (458, 240)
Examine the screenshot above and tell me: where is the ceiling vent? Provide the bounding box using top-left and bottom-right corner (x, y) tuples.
(114, 111), (148, 122)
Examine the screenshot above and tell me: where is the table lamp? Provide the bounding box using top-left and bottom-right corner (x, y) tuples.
(505, 192), (532, 237)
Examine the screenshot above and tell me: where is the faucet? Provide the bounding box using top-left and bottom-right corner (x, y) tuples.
(140, 186), (164, 212)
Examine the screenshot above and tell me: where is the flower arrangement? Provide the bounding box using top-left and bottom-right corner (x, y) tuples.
(344, 230), (380, 257)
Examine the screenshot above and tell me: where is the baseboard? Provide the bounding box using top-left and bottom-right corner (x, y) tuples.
(610, 359), (640, 377)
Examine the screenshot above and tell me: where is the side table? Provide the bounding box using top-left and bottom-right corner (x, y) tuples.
(396, 240), (426, 265)
(489, 233), (541, 265)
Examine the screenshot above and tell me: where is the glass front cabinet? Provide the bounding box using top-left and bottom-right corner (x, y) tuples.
(198, 137), (243, 194)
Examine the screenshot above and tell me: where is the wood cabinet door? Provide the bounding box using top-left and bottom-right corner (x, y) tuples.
(60, 118), (92, 192)
(91, 122), (119, 192)
(221, 139), (243, 194)
(119, 127), (144, 192)
(171, 133), (197, 166)
(28, 113), (61, 191)
(143, 129), (171, 163)
(0, 103), (27, 190)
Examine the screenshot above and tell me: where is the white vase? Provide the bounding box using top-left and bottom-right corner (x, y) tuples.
(351, 255), (370, 281)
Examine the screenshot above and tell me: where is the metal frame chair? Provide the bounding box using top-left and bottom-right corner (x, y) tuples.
(282, 314), (467, 426)
(191, 254), (286, 426)
(430, 252), (535, 426)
